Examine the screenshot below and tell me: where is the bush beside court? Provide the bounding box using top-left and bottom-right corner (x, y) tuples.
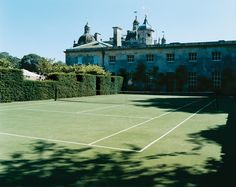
(0, 68), (123, 102)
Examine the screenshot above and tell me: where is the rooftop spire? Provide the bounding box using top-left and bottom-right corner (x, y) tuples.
(133, 11), (139, 31)
(143, 14), (148, 24)
(161, 31), (166, 45)
(84, 22), (90, 34)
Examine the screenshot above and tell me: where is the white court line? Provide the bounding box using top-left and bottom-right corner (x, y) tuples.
(82, 113), (150, 119)
(139, 99), (215, 152)
(0, 101), (51, 108)
(18, 108), (149, 119)
(0, 101), (54, 111)
(76, 104), (123, 114)
(21, 108), (77, 114)
(0, 132), (137, 152)
(89, 144), (139, 152)
(1, 103), (123, 116)
(88, 99), (202, 145)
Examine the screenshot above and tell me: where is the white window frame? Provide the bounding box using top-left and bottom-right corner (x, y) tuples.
(166, 53), (175, 62)
(109, 56), (116, 63)
(212, 72), (221, 89)
(127, 55), (134, 63)
(146, 54), (154, 62)
(189, 52), (197, 62)
(188, 72), (197, 89)
(212, 52), (221, 61)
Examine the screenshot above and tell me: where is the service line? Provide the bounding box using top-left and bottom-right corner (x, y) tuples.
(139, 99), (215, 152)
(88, 98), (203, 145)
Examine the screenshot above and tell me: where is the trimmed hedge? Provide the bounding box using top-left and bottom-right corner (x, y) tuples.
(0, 68), (123, 102)
(111, 76), (123, 94)
(0, 68), (24, 102)
(47, 73), (96, 98)
(96, 75), (123, 95)
(0, 68), (23, 82)
(96, 76), (111, 95)
(22, 80), (55, 101)
(77, 74), (96, 96)
(48, 73), (80, 98)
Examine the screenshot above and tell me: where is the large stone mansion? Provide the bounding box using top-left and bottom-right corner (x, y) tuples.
(65, 16), (236, 92)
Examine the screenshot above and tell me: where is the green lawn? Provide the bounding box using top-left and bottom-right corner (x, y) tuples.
(0, 94), (235, 186)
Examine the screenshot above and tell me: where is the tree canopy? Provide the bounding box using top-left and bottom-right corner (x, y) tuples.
(2, 52), (110, 76)
(19, 54), (43, 73)
(0, 52), (20, 68)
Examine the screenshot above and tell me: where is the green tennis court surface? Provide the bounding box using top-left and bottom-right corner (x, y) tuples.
(0, 94), (235, 186)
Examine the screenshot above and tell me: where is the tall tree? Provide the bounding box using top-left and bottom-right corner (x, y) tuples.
(37, 58), (54, 75)
(118, 68), (128, 89)
(175, 65), (188, 91)
(222, 68), (235, 93)
(0, 58), (13, 68)
(0, 52), (20, 68)
(134, 62), (146, 83)
(19, 54), (42, 72)
(147, 66), (159, 90)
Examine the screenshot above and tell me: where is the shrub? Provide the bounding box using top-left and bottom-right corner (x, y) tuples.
(47, 73), (96, 98)
(0, 68), (24, 102)
(22, 80), (55, 101)
(0, 69), (123, 102)
(96, 75), (123, 95)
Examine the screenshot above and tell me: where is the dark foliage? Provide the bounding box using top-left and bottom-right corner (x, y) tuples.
(0, 69), (123, 102)
(19, 54), (43, 73)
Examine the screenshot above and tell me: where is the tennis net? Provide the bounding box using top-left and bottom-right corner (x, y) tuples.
(55, 90), (216, 105)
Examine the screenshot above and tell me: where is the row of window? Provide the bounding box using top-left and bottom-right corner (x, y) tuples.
(188, 72), (221, 89)
(108, 52), (222, 63)
(126, 72), (221, 89)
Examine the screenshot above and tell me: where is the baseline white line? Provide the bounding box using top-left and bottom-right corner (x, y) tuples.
(0, 132), (137, 152)
(90, 144), (139, 152)
(0, 132), (88, 146)
(139, 99), (215, 152)
(88, 99), (202, 145)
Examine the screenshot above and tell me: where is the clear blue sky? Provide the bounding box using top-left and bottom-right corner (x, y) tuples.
(1, 0), (236, 62)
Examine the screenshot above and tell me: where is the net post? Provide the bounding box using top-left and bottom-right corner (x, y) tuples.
(54, 86), (58, 101)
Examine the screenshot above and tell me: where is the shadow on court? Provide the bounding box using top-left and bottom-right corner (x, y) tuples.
(0, 98), (235, 186)
(133, 95), (220, 114)
(187, 97), (236, 187)
(0, 142), (157, 187)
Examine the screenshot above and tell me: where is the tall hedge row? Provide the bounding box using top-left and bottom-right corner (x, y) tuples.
(96, 75), (124, 95)
(47, 73), (96, 98)
(111, 76), (123, 94)
(22, 80), (55, 101)
(0, 68), (123, 102)
(0, 68), (24, 102)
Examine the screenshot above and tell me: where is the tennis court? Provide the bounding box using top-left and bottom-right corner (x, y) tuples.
(1, 93), (234, 186)
(0, 93), (220, 153)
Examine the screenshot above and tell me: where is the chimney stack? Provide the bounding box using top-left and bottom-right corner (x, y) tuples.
(113, 27), (122, 47)
(94, 33), (101, 41)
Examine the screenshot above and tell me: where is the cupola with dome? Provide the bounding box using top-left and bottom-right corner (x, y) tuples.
(73, 22), (95, 47)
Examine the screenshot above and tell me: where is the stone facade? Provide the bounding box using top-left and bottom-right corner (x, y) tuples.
(65, 16), (236, 92)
